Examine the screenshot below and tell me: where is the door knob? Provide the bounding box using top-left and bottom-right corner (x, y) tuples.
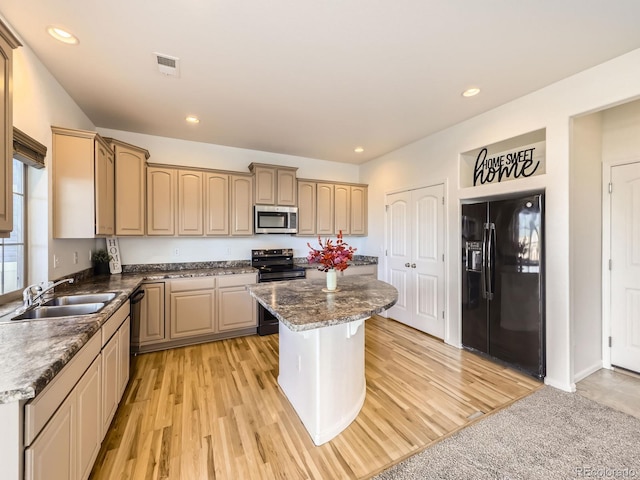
(411, 263), (416, 268)
(405, 263), (410, 267)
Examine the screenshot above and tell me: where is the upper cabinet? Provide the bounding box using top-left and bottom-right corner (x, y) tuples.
(249, 163), (298, 206)
(146, 166), (177, 236)
(230, 174), (253, 235)
(0, 21), (21, 234)
(52, 127), (115, 238)
(107, 138), (150, 236)
(297, 180), (368, 236)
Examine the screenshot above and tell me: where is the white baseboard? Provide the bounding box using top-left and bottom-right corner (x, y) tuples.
(573, 362), (603, 383)
(544, 376), (576, 393)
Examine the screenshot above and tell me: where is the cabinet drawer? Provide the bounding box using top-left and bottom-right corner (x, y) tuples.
(101, 300), (130, 347)
(217, 273), (257, 288)
(170, 276), (216, 292)
(342, 265), (376, 276)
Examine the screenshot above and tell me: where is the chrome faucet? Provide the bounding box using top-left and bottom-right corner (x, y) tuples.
(20, 278), (75, 312)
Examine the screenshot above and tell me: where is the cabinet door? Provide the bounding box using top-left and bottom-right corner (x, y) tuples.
(94, 140), (115, 235)
(135, 282), (166, 346)
(25, 392), (75, 480)
(76, 357), (102, 480)
(350, 185), (368, 235)
(334, 184), (351, 234)
(170, 289), (216, 338)
(178, 170), (204, 236)
(316, 183), (335, 235)
(147, 166), (176, 235)
(101, 333), (119, 434)
(118, 317), (130, 399)
(297, 181), (316, 236)
(204, 172), (229, 235)
(253, 166), (276, 205)
(277, 169), (297, 206)
(230, 174), (253, 235)
(114, 144), (146, 235)
(0, 25), (18, 233)
(217, 286), (257, 332)
(342, 264), (376, 277)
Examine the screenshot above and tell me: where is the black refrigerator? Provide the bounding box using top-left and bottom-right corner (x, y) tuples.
(461, 193), (545, 379)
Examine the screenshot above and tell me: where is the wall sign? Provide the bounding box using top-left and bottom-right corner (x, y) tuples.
(106, 237), (122, 274)
(460, 130), (546, 189)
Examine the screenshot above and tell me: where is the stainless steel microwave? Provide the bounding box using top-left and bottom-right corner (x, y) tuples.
(254, 205), (298, 234)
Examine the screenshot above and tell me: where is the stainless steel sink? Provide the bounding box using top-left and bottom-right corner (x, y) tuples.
(42, 292), (117, 306)
(12, 303), (106, 320)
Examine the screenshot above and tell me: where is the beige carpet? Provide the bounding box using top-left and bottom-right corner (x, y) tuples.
(373, 386), (640, 480)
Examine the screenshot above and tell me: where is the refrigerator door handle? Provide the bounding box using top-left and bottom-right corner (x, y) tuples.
(481, 223), (489, 299)
(486, 222), (496, 300)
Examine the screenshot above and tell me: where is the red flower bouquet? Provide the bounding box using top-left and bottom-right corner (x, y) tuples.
(307, 231), (356, 272)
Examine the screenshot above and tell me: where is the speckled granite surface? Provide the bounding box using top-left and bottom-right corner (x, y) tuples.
(247, 276), (397, 332)
(0, 257), (378, 405)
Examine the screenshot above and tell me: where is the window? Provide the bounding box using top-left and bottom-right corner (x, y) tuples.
(0, 158), (26, 295)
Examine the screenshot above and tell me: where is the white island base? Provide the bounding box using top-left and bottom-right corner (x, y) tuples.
(278, 317), (368, 446)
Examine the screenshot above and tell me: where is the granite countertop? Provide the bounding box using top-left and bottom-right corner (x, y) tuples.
(0, 257), (379, 405)
(0, 266), (257, 404)
(246, 276), (398, 332)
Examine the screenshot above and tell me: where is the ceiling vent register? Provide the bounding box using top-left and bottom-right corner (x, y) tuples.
(153, 53), (180, 77)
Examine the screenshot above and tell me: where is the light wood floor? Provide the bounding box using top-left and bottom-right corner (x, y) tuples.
(90, 316), (540, 479)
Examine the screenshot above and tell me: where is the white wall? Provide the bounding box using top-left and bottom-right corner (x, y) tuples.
(570, 113), (603, 381)
(11, 39), (96, 281)
(359, 48), (640, 392)
(96, 128), (364, 263)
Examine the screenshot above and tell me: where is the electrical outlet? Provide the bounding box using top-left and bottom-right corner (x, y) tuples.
(73, 251), (78, 264)
(225, 247), (231, 256)
(53, 255), (60, 269)
(174, 248), (180, 256)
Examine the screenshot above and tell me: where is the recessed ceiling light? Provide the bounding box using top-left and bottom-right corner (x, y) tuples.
(185, 115), (200, 124)
(462, 87), (480, 98)
(354, 147), (364, 153)
(46, 26), (79, 45)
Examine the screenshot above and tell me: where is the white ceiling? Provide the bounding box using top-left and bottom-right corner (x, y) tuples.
(3, 1), (640, 164)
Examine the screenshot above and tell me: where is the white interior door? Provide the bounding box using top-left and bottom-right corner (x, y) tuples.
(386, 185), (445, 338)
(413, 185), (445, 338)
(386, 191), (412, 326)
(611, 162), (640, 373)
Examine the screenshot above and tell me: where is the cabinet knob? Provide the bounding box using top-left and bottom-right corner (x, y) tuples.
(411, 263), (416, 268)
(405, 263), (410, 267)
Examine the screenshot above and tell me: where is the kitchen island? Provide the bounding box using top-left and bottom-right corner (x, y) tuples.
(246, 275), (397, 445)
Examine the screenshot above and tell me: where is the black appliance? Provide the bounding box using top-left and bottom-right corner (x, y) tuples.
(461, 193), (545, 378)
(252, 248), (306, 335)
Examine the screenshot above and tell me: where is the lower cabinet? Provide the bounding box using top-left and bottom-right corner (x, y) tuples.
(131, 274), (258, 353)
(217, 274), (257, 332)
(24, 302), (131, 480)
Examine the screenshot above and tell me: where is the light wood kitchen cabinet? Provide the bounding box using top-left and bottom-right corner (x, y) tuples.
(146, 166), (177, 235)
(75, 357), (102, 480)
(334, 184), (351, 234)
(169, 277), (217, 339)
(297, 181), (316, 235)
(0, 22), (20, 233)
(297, 180), (367, 236)
(306, 264), (377, 280)
(316, 183), (335, 235)
(133, 282), (166, 347)
(108, 138), (150, 236)
(249, 163), (297, 206)
(217, 274), (257, 332)
(101, 331), (119, 434)
(52, 127), (115, 238)
(205, 172), (229, 235)
(178, 169), (204, 236)
(230, 174), (253, 235)
(350, 185), (368, 235)
(25, 390), (75, 480)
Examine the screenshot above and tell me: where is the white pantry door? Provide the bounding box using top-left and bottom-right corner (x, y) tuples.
(610, 162), (640, 373)
(386, 185), (445, 338)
